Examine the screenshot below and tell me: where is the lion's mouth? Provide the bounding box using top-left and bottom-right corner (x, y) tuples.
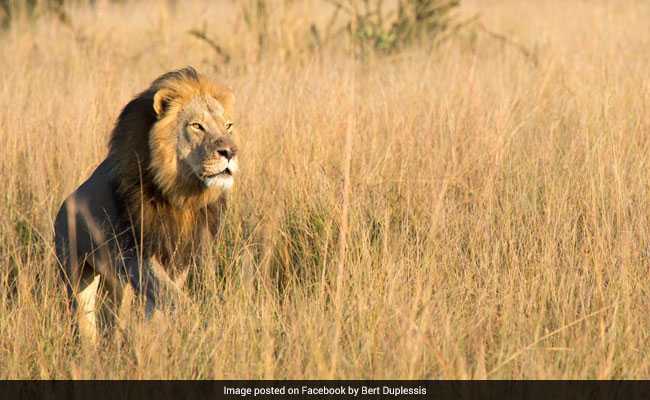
(201, 167), (234, 190)
(203, 168), (232, 179)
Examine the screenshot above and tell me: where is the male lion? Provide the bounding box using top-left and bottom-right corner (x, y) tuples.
(54, 67), (238, 340)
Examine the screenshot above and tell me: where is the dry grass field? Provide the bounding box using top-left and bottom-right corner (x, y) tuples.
(1, 0), (650, 379)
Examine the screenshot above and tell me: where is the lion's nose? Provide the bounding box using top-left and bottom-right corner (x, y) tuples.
(217, 148), (233, 160)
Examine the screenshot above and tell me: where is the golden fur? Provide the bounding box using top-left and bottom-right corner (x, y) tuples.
(107, 67), (236, 265)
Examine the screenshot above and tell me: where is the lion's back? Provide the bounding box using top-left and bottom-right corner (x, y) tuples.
(54, 159), (127, 272)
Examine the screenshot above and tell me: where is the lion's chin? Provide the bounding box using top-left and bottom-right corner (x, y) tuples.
(203, 174), (234, 190)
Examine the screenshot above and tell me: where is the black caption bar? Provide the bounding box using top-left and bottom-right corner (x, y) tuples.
(3, 380), (649, 400)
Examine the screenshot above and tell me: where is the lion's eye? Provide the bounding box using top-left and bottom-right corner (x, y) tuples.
(225, 122), (234, 131)
(190, 122), (204, 131)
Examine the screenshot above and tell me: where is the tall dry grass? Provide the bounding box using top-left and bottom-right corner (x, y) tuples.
(1, 0), (650, 379)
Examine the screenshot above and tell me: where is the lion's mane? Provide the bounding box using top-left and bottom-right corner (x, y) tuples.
(106, 67), (233, 263)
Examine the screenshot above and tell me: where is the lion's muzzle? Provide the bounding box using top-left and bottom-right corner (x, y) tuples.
(201, 155), (238, 190)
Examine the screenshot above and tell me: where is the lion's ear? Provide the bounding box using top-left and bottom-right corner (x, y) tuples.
(153, 88), (173, 117)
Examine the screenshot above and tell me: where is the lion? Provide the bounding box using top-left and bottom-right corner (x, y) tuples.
(53, 67), (238, 341)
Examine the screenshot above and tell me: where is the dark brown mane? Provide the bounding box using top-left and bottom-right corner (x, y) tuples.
(108, 91), (161, 203)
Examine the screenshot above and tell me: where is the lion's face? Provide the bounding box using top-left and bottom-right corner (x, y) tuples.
(147, 70), (239, 201)
(173, 96), (239, 190)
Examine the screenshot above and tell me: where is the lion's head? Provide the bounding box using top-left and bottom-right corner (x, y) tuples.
(149, 68), (239, 193)
(109, 67), (239, 208)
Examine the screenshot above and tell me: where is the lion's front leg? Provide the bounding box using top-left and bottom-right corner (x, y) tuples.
(121, 252), (189, 318)
(120, 252), (161, 318)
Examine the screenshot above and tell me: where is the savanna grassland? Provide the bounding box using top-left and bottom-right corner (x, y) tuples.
(1, 0), (650, 379)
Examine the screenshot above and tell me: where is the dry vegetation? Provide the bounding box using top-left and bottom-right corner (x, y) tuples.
(1, 0), (650, 379)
